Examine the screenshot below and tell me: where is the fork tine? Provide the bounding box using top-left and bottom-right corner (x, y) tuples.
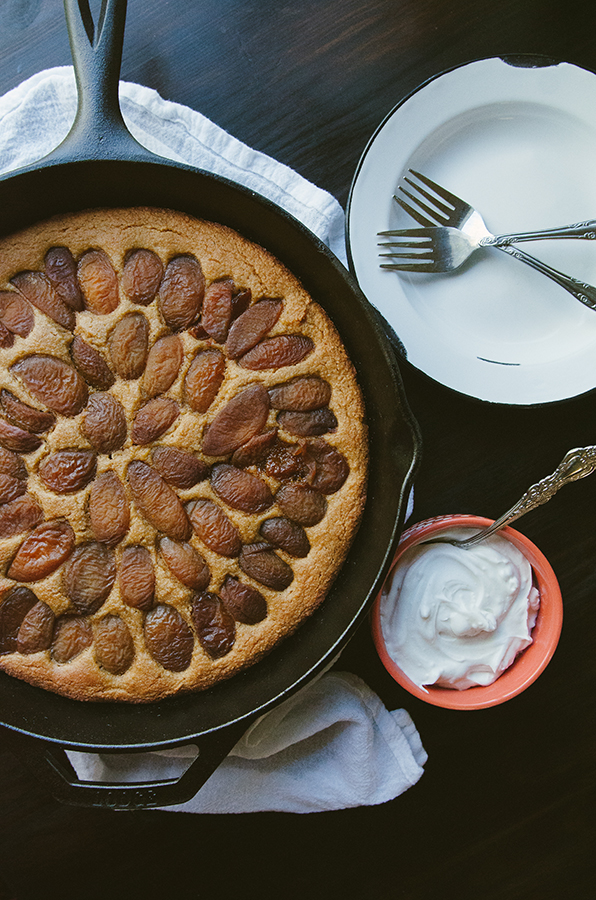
(378, 232), (435, 258)
(397, 186), (452, 225)
(377, 239), (433, 250)
(393, 195), (434, 227)
(409, 169), (467, 212)
(380, 262), (437, 271)
(378, 227), (436, 237)
(379, 252), (434, 260)
(398, 188), (449, 225)
(402, 180), (453, 221)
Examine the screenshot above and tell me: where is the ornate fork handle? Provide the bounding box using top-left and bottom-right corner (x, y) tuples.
(494, 245), (596, 310)
(480, 219), (596, 245)
(463, 446), (596, 546)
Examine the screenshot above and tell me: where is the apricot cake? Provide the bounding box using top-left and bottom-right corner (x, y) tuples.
(0, 207), (367, 702)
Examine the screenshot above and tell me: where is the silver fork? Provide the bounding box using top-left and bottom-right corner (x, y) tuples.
(379, 226), (485, 271)
(379, 170), (596, 309)
(393, 169), (596, 245)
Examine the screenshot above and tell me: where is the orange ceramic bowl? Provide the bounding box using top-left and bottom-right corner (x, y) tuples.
(371, 514), (563, 710)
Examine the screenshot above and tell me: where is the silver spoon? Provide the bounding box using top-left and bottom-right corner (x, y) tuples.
(426, 446), (596, 548)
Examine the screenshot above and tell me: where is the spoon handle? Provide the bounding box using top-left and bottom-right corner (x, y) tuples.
(461, 446), (596, 547)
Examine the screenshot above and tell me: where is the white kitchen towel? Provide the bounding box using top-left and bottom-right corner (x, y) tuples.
(0, 68), (421, 812)
(67, 671), (427, 814)
(0, 66), (347, 264)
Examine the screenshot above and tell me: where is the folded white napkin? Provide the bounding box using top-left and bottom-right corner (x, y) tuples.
(68, 671), (427, 814)
(0, 68), (422, 813)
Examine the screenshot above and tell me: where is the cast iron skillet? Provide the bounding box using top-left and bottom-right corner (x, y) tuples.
(0, 0), (421, 809)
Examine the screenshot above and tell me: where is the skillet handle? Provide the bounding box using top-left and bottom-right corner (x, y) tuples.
(2, 720), (249, 810)
(47, 0), (153, 164)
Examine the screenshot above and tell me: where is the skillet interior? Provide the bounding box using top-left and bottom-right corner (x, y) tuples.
(0, 158), (420, 749)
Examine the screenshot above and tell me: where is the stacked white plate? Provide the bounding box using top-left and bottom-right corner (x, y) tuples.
(347, 57), (596, 405)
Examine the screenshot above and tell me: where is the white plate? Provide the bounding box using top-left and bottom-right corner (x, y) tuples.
(347, 57), (596, 405)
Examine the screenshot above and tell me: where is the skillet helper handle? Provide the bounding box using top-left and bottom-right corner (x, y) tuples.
(2, 721), (248, 810)
(49, 0), (153, 163)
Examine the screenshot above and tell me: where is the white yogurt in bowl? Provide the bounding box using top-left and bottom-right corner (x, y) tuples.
(371, 515), (563, 709)
(380, 531), (540, 691)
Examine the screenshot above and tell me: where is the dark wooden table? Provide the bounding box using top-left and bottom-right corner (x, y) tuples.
(1, 1), (595, 898)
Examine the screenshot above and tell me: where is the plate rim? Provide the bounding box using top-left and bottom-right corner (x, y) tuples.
(346, 54), (596, 406)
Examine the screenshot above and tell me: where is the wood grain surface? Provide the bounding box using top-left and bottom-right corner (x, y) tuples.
(0, 1), (595, 898)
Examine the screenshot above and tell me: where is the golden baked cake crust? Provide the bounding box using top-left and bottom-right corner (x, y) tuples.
(0, 207), (367, 702)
